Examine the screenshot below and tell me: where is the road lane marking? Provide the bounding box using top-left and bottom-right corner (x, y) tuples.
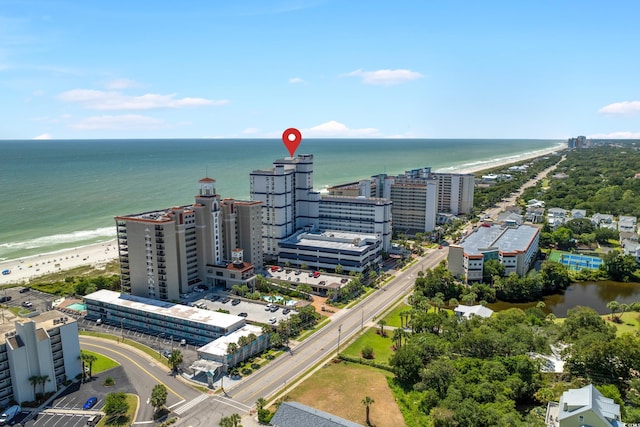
(81, 341), (184, 400)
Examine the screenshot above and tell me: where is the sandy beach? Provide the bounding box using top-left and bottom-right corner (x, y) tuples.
(0, 240), (118, 285)
(0, 143), (565, 285)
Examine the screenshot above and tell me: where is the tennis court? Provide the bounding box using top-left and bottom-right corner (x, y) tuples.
(549, 251), (603, 271)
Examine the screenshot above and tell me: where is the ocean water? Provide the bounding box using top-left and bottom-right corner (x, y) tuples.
(0, 138), (563, 260)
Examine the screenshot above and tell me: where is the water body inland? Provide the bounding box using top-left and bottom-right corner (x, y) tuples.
(487, 281), (640, 317)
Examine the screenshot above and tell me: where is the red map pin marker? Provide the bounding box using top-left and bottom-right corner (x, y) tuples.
(282, 128), (302, 157)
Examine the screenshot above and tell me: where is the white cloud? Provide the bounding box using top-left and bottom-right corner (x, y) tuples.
(304, 120), (380, 137)
(288, 77), (305, 84)
(241, 127), (260, 134)
(59, 89), (228, 110)
(598, 101), (640, 115)
(344, 68), (423, 86)
(70, 114), (165, 130)
(104, 78), (142, 90)
(588, 131), (640, 139)
(33, 133), (52, 139)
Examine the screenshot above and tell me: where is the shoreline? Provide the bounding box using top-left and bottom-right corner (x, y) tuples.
(0, 144), (566, 285)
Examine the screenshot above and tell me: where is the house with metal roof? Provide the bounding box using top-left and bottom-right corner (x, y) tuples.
(271, 401), (363, 427)
(545, 384), (625, 427)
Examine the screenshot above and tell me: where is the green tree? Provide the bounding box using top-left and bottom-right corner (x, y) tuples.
(362, 396), (375, 426)
(219, 413), (242, 427)
(602, 250), (638, 281)
(335, 264), (344, 274)
(377, 319), (387, 337)
(104, 391), (129, 422)
(540, 261), (571, 293)
(168, 349), (183, 372)
(483, 259), (505, 284)
(38, 374), (49, 395)
(150, 384), (167, 413)
(607, 300), (620, 321)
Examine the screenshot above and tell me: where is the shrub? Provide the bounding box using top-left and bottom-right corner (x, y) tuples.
(258, 408), (274, 423)
(251, 363), (261, 370)
(103, 376), (115, 387)
(361, 345), (375, 359)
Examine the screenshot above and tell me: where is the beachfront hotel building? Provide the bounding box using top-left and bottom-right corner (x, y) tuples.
(251, 154), (390, 270)
(447, 223), (540, 282)
(0, 311), (82, 407)
(249, 155), (320, 258)
(115, 178), (262, 301)
(318, 195), (392, 251)
(328, 167), (474, 235)
(84, 290), (267, 367)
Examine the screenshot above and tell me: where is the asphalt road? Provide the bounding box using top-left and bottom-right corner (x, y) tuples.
(175, 248), (448, 426)
(80, 336), (202, 424)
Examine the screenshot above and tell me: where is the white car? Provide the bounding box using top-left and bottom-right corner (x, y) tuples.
(268, 317), (277, 324)
(264, 303), (274, 311)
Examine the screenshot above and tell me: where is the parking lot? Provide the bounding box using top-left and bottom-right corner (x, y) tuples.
(191, 293), (298, 326)
(13, 366), (131, 427)
(0, 286), (58, 317)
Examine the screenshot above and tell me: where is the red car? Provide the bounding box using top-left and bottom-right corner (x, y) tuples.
(313, 271), (321, 278)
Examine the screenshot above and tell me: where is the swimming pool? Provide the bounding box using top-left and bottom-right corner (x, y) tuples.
(66, 302), (87, 312)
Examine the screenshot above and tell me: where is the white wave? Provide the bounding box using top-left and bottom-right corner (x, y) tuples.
(0, 227), (116, 250)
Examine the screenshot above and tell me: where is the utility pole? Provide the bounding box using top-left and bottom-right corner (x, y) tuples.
(337, 324), (342, 356)
(361, 310), (364, 331)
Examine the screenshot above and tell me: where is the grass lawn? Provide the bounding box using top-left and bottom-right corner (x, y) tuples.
(81, 350), (119, 374)
(285, 360), (405, 427)
(382, 303), (411, 328)
(341, 327), (396, 365)
(80, 331), (169, 367)
(97, 394), (138, 427)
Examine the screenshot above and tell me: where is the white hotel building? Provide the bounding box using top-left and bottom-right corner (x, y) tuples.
(250, 155), (389, 270)
(0, 312), (82, 407)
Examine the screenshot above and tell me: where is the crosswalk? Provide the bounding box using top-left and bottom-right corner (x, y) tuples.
(171, 394), (210, 415)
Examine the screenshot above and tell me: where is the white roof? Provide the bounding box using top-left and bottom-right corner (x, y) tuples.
(558, 384), (622, 425)
(454, 305), (493, 318)
(85, 289), (245, 330)
(197, 324), (263, 357)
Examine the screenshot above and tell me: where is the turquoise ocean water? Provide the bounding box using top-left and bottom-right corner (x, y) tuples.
(0, 138), (563, 261)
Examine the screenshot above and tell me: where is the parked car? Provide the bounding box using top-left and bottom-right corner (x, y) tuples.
(313, 271), (321, 278)
(22, 301), (33, 308)
(83, 397), (98, 410)
(238, 312), (248, 317)
(220, 297), (230, 303)
(319, 280), (326, 285)
(268, 317), (277, 324)
(308, 272), (314, 277)
(283, 308), (291, 315)
(0, 296), (11, 303)
(1, 269), (10, 276)
(340, 278), (348, 284)
(264, 303), (274, 311)
(19, 287), (30, 293)
(180, 339), (187, 346)
(294, 270), (301, 275)
(231, 299), (241, 306)
(0, 405), (21, 425)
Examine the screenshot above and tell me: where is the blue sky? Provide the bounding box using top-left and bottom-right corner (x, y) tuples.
(2, 0), (640, 140)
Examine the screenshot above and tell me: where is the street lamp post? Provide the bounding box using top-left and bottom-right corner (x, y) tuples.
(337, 324), (342, 356)
(361, 310), (364, 331)
(120, 318), (124, 340)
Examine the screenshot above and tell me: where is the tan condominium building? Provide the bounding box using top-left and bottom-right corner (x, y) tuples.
(115, 177), (262, 301)
(329, 167), (474, 235)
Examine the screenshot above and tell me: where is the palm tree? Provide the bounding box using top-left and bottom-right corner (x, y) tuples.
(255, 397), (267, 411)
(607, 300), (620, 320)
(392, 327), (404, 349)
(377, 319), (387, 337)
(38, 375), (49, 395)
(28, 375), (39, 399)
(362, 396), (375, 426)
(226, 342), (238, 367)
(85, 353), (97, 379)
(168, 349), (183, 373)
